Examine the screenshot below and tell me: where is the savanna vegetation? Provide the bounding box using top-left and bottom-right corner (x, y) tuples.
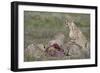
(24, 11), (90, 62)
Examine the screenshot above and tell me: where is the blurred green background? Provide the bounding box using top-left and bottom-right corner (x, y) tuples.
(24, 11), (90, 49)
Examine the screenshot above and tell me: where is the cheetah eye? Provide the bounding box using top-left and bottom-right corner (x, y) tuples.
(66, 23), (68, 25)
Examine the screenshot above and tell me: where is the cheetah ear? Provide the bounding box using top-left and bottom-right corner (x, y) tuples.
(67, 15), (74, 23)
